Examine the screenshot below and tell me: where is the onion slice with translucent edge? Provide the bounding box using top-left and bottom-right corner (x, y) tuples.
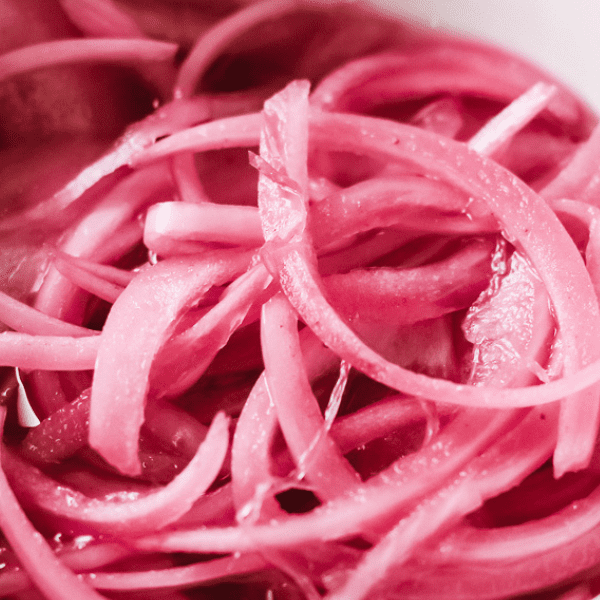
(131, 111), (263, 167)
(261, 293), (359, 500)
(89, 250), (252, 476)
(258, 81), (360, 500)
(309, 175), (497, 246)
(467, 81), (557, 156)
(145, 201), (264, 248)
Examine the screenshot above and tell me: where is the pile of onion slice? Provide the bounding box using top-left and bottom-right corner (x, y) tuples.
(2, 1), (600, 599)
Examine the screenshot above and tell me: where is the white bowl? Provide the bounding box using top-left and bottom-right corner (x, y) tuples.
(369, 0), (600, 112)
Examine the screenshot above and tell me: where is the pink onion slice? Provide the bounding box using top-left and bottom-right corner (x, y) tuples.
(34, 163), (173, 324)
(323, 238), (494, 326)
(4, 411), (229, 534)
(309, 175), (497, 249)
(82, 552), (268, 591)
(89, 250), (251, 475)
(51, 250), (135, 288)
(410, 97), (464, 138)
(0, 38), (177, 84)
(58, 0), (145, 39)
(467, 82), (558, 157)
(0, 290), (95, 337)
(462, 248), (554, 388)
(231, 326), (339, 524)
(0, 407), (106, 600)
(52, 257), (124, 304)
(175, 0), (298, 99)
(0, 332), (98, 370)
(261, 293), (359, 500)
(20, 388), (91, 464)
(131, 112), (263, 167)
(541, 123), (600, 201)
(151, 262), (271, 399)
(144, 201), (264, 248)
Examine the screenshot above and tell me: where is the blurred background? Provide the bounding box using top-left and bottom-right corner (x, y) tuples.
(371, 0), (600, 111)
